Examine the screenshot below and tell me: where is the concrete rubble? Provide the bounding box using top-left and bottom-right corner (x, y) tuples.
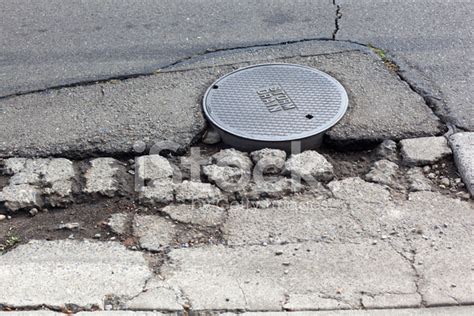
(364, 159), (399, 187)
(84, 158), (129, 197)
(284, 151), (334, 184)
(450, 132), (473, 195)
(0, 158), (75, 210)
(400, 136), (452, 166)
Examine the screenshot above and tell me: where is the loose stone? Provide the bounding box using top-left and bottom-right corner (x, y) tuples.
(284, 151), (334, 184)
(375, 139), (398, 161)
(135, 154), (174, 184)
(406, 167), (432, 192)
(84, 158), (129, 197)
(57, 222), (81, 230)
(250, 148), (287, 174)
(364, 159), (399, 186)
(29, 208), (39, 216)
(107, 213), (130, 235)
(400, 136), (452, 166)
(202, 127), (222, 144)
(175, 181), (226, 204)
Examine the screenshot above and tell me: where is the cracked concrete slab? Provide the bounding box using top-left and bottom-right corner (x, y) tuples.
(0, 240), (152, 309)
(0, 41), (443, 157)
(160, 240), (415, 310)
(223, 197), (359, 246)
(221, 178), (473, 309)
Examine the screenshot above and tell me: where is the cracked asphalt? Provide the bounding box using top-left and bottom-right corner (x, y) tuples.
(0, 0), (473, 314)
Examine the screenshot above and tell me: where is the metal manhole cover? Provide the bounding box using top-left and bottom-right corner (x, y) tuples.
(203, 63), (348, 150)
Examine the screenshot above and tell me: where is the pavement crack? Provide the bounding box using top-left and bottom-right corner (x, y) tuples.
(386, 240), (426, 307)
(332, 1), (342, 40)
(0, 37), (337, 100)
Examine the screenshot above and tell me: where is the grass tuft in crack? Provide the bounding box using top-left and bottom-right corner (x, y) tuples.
(0, 233), (21, 253)
(368, 43), (399, 72)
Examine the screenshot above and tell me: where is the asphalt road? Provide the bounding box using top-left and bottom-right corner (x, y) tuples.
(0, 0), (472, 131)
(0, 0), (335, 97)
(337, 0), (473, 130)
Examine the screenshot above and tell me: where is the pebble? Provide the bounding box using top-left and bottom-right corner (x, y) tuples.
(275, 250), (283, 256)
(282, 262), (291, 266)
(0, 214), (6, 221)
(440, 178), (450, 186)
(93, 233), (101, 239)
(372, 240), (378, 245)
(58, 222), (80, 230)
(422, 166), (431, 173)
(456, 192), (471, 200)
(427, 173), (436, 179)
(29, 208), (39, 216)
(284, 270), (289, 274)
(68, 234), (74, 239)
(381, 235), (388, 240)
(105, 305), (113, 311)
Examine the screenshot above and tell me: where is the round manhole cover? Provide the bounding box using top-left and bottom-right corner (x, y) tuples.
(203, 63), (348, 151)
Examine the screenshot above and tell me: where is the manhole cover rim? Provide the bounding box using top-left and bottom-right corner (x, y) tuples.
(203, 63), (349, 142)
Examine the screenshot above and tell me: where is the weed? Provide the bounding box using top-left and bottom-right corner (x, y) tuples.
(0, 233), (21, 252)
(368, 44), (399, 72)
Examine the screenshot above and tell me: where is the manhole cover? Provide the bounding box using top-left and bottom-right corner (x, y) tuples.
(203, 63), (348, 151)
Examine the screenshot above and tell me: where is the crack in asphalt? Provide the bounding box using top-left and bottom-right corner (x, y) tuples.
(332, 1), (342, 40)
(0, 37), (340, 101)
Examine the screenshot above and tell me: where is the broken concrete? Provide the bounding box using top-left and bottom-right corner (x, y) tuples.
(0, 41), (443, 158)
(138, 181), (175, 205)
(84, 158), (129, 197)
(406, 167), (432, 192)
(211, 149), (253, 172)
(284, 151), (334, 184)
(364, 159), (399, 187)
(202, 164), (249, 193)
(160, 241), (415, 310)
(175, 181), (226, 204)
(107, 213), (130, 235)
(135, 155), (174, 185)
(0, 240), (152, 309)
(450, 132), (474, 195)
(0, 158), (75, 210)
(375, 139), (399, 161)
(251, 148), (287, 175)
(240, 178), (304, 200)
(400, 137), (452, 166)
(133, 215), (176, 251)
(0, 183), (43, 211)
(162, 204), (226, 227)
